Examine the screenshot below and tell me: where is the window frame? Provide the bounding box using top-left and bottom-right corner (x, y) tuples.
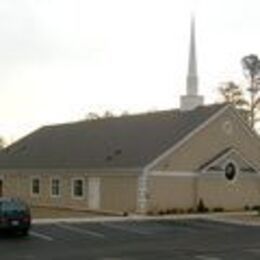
(224, 160), (239, 183)
(31, 177), (41, 197)
(71, 178), (85, 200)
(50, 177), (61, 198)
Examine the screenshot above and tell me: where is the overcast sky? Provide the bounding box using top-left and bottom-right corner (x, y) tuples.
(0, 0), (259, 143)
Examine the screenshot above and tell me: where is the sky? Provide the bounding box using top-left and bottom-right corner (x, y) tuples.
(0, 0), (260, 144)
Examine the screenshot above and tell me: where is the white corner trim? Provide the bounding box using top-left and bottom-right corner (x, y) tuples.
(144, 105), (230, 172)
(150, 171), (198, 177)
(137, 169), (149, 214)
(88, 177), (100, 210)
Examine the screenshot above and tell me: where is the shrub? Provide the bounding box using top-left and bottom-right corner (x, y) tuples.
(187, 208), (194, 214)
(165, 209), (172, 214)
(169, 209), (178, 214)
(252, 205), (260, 211)
(147, 210), (155, 215)
(244, 205), (250, 211)
(158, 210), (165, 215)
(213, 207), (224, 212)
(197, 199), (208, 213)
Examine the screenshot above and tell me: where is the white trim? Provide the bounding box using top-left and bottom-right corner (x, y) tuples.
(231, 107), (260, 145)
(144, 105), (229, 172)
(50, 177), (61, 198)
(150, 171), (198, 177)
(201, 149), (232, 174)
(71, 177), (85, 200)
(136, 169), (149, 214)
(88, 177), (100, 210)
(30, 176), (41, 197)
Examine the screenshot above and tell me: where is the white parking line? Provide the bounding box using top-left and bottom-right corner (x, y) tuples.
(30, 231), (54, 241)
(101, 222), (151, 235)
(56, 223), (105, 239)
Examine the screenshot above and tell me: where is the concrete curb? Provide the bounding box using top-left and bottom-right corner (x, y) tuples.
(204, 218), (260, 227)
(32, 211), (258, 225)
(205, 215), (260, 227)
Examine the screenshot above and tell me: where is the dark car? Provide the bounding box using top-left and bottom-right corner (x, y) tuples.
(0, 197), (31, 236)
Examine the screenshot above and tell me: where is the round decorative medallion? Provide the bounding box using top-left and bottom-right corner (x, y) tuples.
(222, 120), (233, 135)
(225, 162), (237, 181)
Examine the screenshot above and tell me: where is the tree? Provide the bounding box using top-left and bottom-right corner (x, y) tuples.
(85, 110), (115, 120)
(0, 137), (5, 149)
(219, 81), (250, 123)
(102, 110), (114, 118)
(219, 81), (248, 108)
(241, 54), (260, 129)
(85, 112), (100, 120)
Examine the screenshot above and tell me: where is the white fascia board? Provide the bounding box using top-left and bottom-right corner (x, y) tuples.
(230, 107), (260, 146)
(150, 171), (198, 177)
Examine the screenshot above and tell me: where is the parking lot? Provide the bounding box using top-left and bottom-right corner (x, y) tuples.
(1, 218), (260, 259)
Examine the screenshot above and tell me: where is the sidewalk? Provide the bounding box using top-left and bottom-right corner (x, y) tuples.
(32, 210), (260, 225)
(205, 211), (260, 226)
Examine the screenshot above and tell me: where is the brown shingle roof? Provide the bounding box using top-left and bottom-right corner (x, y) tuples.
(0, 104), (226, 170)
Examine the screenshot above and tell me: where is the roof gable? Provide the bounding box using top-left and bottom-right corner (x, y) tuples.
(199, 147), (259, 174)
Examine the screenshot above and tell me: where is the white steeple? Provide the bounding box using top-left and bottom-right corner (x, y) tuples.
(180, 15), (204, 111)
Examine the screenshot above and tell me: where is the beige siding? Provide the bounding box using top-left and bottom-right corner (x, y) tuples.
(148, 174), (260, 212)
(100, 176), (137, 213)
(1, 171), (90, 209)
(154, 108), (260, 172)
(146, 107), (260, 212)
(148, 175), (196, 212)
(198, 175), (260, 210)
(0, 170), (138, 213)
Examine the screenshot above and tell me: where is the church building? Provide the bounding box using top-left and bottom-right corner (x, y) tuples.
(0, 17), (259, 214)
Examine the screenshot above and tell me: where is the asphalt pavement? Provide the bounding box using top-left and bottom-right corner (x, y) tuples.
(1, 219), (260, 259)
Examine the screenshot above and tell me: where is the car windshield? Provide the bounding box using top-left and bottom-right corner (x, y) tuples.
(0, 200), (28, 213)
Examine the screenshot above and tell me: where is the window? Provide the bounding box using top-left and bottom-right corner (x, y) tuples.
(72, 179), (84, 198)
(31, 178), (40, 195)
(51, 178), (60, 197)
(225, 162), (237, 181)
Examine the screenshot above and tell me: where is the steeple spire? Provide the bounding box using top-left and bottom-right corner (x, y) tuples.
(187, 15), (198, 95)
(180, 14), (204, 111)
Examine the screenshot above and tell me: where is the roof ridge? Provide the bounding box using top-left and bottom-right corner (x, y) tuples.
(44, 103), (226, 129)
